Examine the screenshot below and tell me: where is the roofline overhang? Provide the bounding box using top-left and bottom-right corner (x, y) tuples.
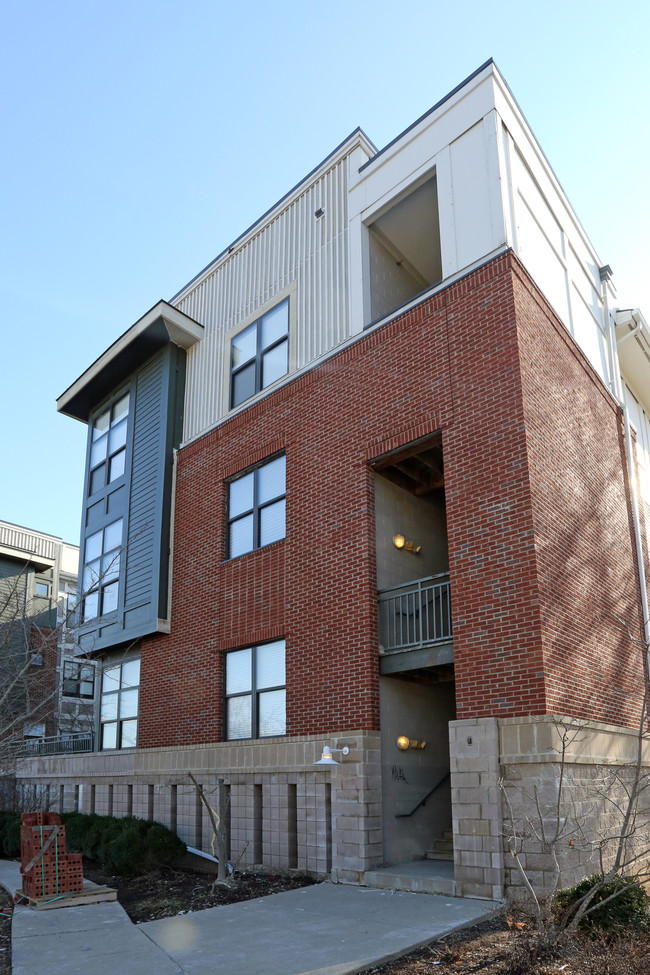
(57, 300), (204, 423)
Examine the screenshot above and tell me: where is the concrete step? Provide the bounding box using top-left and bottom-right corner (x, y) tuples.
(363, 859), (456, 897)
(425, 849), (454, 861)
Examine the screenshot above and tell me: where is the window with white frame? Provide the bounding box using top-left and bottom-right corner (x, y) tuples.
(62, 661), (95, 699)
(82, 518), (123, 622)
(225, 640), (286, 740)
(228, 454), (285, 558)
(230, 299), (289, 408)
(100, 657), (139, 749)
(88, 391), (130, 497)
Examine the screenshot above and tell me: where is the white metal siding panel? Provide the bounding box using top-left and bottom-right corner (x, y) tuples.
(176, 156), (350, 442)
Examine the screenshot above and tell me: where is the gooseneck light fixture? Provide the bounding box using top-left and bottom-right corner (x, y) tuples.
(314, 745), (350, 765)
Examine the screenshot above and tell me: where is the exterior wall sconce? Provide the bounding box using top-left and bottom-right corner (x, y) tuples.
(393, 534), (421, 553)
(396, 736), (426, 751)
(314, 745), (349, 765)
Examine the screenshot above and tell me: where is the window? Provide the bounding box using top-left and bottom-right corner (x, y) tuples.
(63, 661), (95, 699)
(225, 640), (285, 740)
(88, 391), (130, 496)
(82, 518), (123, 622)
(34, 582), (49, 597)
(228, 455), (285, 558)
(100, 657), (139, 749)
(230, 299), (289, 408)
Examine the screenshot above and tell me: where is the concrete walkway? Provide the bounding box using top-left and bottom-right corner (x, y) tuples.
(0, 859), (499, 975)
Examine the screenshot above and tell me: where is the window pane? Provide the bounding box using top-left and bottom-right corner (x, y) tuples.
(85, 530), (103, 563)
(102, 665), (121, 692)
(101, 695), (118, 721)
(258, 689), (286, 737)
(227, 695), (252, 739)
(120, 688), (139, 719)
(229, 472), (254, 518)
(102, 722), (117, 749)
(256, 640), (285, 689)
(261, 301), (288, 349)
(83, 559), (101, 591)
(257, 455), (285, 504)
(90, 434), (108, 468)
(102, 552), (120, 583)
(101, 581), (119, 615)
(92, 410), (109, 440)
(230, 513), (254, 558)
(83, 591), (98, 622)
(80, 679), (94, 698)
(262, 339), (288, 388)
(121, 658), (140, 688)
(109, 418), (127, 453)
(112, 392), (129, 423)
(35, 582), (49, 597)
(121, 719), (137, 748)
(226, 648), (252, 694)
(109, 449), (126, 482)
(231, 323), (256, 368)
(259, 498), (285, 547)
(103, 519), (123, 553)
(232, 362), (256, 407)
(89, 464), (105, 496)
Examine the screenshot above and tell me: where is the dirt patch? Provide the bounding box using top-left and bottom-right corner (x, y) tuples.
(359, 914), (650, 975)
(82, 861), (319, 923)
(0, 900), (11, 975)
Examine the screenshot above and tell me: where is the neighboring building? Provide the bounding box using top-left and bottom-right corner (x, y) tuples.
(0, 521), (92, 757)
(17, 61), (650, 900)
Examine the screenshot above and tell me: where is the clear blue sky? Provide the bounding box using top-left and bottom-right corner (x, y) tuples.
(1, 0), (648, 545)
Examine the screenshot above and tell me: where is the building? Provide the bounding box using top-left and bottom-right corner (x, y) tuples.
(0, 521), (90, 757)
(16, 61), (650, 900)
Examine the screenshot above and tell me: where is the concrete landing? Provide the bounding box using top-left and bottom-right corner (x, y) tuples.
(363, 859), (456, 896)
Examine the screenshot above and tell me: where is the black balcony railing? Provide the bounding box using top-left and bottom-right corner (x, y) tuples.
(378, 573), (452, 652)
(18, 732), (94, 758)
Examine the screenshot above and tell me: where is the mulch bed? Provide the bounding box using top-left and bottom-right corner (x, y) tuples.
(82, 860), (318, 923)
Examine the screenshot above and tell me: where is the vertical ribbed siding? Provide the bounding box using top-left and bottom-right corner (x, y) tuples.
(175, 153), (350, 442)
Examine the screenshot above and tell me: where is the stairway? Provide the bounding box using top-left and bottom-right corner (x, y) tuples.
(426, 828), (454, 861)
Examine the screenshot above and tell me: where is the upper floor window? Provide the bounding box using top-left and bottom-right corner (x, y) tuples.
(88, 392), (130, 496)
(62, 661), (95, 699)
(230, 299), (289, 408)
(228, 455), (285, 558)
(82, 518), (123, 622)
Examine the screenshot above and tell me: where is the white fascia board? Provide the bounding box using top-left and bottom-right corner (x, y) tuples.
(0, 543), (56, 570)
(57, 300), (203, 418)
(348, 63), (497, 223)
(490, 71), (604, 275)
(171, 130), (375, 307)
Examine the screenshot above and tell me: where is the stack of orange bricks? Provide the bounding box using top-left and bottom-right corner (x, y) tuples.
(20, 812), (83, 899)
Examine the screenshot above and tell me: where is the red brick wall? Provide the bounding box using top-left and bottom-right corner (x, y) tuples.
(138, 252), (646, 748)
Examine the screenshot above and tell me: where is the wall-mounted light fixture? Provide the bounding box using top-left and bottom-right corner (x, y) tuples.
(396, 736), (426, 751)
(393, 534), (421, 553)
(315, 207), (325, 218)
(314, 745), (350, 766)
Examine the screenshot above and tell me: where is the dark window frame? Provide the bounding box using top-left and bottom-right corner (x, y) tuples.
(224, 640), (286, 741)
(62, 660), (95, 699)
(81, 518), (123, 623)
(227, 454), (286, 559)
(87, 388), (131, 499)
(229, 298), (289, 409)
(99, 656), (140, 750)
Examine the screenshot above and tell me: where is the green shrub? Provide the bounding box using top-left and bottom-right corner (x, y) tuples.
(555, 873), (649, 931)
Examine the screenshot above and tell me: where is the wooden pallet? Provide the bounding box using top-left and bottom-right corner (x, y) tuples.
(17, 881), (117, 910)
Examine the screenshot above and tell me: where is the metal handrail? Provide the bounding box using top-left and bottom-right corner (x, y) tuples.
(395, 771), (450, 819)
(17, 732), (94, 758)
(378, 573), (452, 652)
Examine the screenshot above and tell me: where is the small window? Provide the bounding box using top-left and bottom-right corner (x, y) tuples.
(82, 518), (123, 622)
(35, 582), (49, 597)
(88, 391), (130, 497)
(225, 640), (286, 740)
(63, 661), (95, 699)
(228, 455), (285, 558)
(100, 657), (139, 750)
(230, 299), (289, 408)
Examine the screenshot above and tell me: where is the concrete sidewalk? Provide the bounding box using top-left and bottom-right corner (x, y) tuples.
(0, 859), (499, 975)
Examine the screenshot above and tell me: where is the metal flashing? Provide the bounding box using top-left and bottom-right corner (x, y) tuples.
(57, 300), (203, 423)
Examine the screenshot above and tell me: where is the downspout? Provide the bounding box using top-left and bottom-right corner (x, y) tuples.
(604, 285), (650, 669)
